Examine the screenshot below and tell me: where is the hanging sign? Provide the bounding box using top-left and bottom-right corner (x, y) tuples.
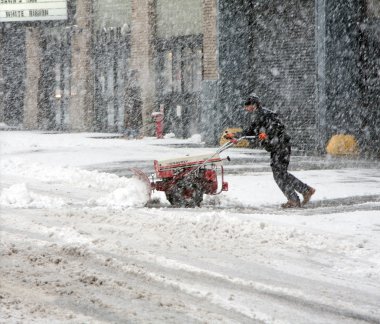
(0, 0), (67, 22)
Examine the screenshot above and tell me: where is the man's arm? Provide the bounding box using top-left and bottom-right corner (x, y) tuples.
(241, 121), (259, 137)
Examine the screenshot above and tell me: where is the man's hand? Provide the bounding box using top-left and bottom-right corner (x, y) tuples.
(258, 132), (268, 141)
(224, 132), (235, 140)
(223, 132), (238, 144)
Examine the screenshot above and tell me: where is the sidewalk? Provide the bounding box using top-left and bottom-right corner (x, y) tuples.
(221, 147), (380, 174)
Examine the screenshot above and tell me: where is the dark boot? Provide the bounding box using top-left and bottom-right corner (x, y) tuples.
(281, 200), (301, 208)
(302, 187), (316, 206)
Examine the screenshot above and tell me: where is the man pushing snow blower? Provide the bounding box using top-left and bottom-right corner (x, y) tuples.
(224, 93), (315, 208)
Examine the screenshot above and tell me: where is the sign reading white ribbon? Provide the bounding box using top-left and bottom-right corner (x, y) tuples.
(0, 0), (67, 22)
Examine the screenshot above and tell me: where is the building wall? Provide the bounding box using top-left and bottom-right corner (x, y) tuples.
(1, 0), (379, 156)
(249, 0), (317, 151)
(361, 0), (380, 156)
(325, 0), (362, 138)
(0, 30), (3, 123)
(217, 0), (255, 134)
(1, 26), (26, 127)
(130, 0), (156, 135)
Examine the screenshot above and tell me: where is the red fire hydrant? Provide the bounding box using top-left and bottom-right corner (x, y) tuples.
(151, 106), (164, 139)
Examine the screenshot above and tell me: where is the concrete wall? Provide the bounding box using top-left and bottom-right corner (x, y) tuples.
(23, 28), (41, 129)
(0, 30), (3, 123)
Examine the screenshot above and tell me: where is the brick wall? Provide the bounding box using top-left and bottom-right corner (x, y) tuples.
(23, 28), (41, 129)
(130, 0), (156, 135)
(69, 0), (95, 131)
(199, 0), (222, 144)
(202, 0), (218, 80)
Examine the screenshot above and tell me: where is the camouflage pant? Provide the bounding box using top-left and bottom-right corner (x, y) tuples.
(270, 146), (309, 202)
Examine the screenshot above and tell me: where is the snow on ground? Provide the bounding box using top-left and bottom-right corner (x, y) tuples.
(1, 131), (380, 323)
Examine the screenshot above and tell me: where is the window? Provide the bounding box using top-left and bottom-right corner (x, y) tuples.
(163, 51), (173, 94)
(183, 47), (193, 93)
(173, 48), (182, 92)
(183, 47), (202, 93)
(156, 36), (202, 95)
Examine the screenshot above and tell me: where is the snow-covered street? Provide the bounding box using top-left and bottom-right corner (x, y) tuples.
(1, 131), (380, 323)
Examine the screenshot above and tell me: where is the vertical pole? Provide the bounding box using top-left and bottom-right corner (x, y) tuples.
(23, 27), (41, 129)
(316, 0), (327, 152)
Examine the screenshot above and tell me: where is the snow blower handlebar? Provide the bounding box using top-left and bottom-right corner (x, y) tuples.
(188, 136), (257, 176)
(217, 136), (257, 154)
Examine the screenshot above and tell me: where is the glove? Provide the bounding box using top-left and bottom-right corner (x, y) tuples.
(224, 132), (235, 140)
(258, 132), (268, 141)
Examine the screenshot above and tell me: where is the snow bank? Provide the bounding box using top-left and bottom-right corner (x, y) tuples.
(95, 178), (150, 208)
(0, 158), (129, 190)
(0, 183), (65, 209)
(1, 159), (151, 209)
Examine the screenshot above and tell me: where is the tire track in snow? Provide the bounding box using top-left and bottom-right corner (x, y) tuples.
(0, 229), (256, 323)
(2, 205), (380, 323)
(96, 247), (380, 324)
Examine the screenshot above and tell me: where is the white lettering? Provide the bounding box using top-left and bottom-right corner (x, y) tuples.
(1, 0), (17, 4)
(5, 10), (24, 18)
(29, 9), (49, 17)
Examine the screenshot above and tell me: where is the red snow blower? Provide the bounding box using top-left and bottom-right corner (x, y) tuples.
(131, 136), (255, 207)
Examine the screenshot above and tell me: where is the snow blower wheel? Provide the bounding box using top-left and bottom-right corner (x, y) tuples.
(166, 179), (204, 208)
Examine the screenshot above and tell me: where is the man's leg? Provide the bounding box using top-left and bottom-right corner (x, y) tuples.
(274, 146), (315, 205)
(287, 173), (310, 194)
(270, 149), (300, 204)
